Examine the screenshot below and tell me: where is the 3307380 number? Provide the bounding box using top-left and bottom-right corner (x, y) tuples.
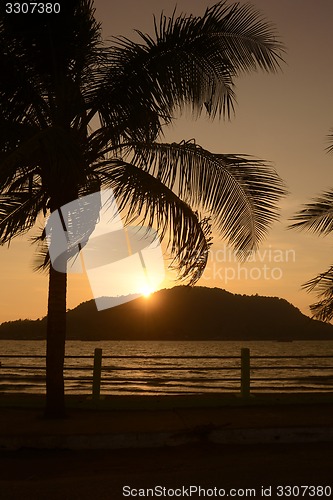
(276, 485), (332, 497)
(5, 3), (61, 14)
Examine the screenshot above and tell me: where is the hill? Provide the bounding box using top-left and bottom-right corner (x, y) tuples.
(1, 286), (333, 341)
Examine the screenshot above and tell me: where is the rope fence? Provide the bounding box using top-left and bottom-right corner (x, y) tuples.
(1, 348), (333, 397)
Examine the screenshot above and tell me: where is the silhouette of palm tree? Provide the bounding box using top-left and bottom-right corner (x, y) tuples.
(0, 1), (285, 416)
(291, 131), (333, 321)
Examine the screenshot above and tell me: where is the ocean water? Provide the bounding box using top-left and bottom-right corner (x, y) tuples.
(1, 340), (333, 395)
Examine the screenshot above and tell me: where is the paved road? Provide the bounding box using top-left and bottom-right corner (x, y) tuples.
(1, 442), (332, 499)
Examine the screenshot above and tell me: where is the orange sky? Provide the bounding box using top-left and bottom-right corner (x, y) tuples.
(1, 0), (333, 323)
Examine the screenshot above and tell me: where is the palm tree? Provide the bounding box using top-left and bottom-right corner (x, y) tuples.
(0, 0), (285, 417)
(291, 137), (333, 321)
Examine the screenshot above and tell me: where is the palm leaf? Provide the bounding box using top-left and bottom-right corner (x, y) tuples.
(93, 0), (285, 145)
(93, 159), (212, 284)
(304, 266), (333, 295)
(302, 267), (333, 322)
(326, 128), (333, 154)
(30, 232), (51, 273)
(290, 190), (333, 235)
(0, 0), (105, 134)
(109, 140), (286, 253)
(0, 187), (44, 243)
(309, 299), (333, 322)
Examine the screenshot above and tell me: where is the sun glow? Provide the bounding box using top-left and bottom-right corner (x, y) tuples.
(140, 283), (154, 298)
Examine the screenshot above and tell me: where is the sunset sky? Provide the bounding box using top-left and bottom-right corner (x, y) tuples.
(1, 0), (333, 323)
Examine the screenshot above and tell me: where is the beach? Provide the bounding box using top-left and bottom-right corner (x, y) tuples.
(1, 442), (332, 499)
(1, 396), (333, 499)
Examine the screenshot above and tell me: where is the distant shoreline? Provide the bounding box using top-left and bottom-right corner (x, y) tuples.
(1, 286), (332, 342)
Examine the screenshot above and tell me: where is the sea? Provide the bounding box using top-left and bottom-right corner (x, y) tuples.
(1, 340), (333, 395)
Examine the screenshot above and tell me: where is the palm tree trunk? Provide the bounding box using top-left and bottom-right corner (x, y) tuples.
(45, 264), (67, 418)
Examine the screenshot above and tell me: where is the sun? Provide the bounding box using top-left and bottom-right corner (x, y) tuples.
(140, 283), (153, 298)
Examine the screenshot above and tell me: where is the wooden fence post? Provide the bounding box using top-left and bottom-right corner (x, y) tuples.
(92, 348), (102, 399)
(240, 348), (251, 398)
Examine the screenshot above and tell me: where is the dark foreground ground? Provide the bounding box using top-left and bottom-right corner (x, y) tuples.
(0, 396), (333, 499)
(1, 442), (333, 500)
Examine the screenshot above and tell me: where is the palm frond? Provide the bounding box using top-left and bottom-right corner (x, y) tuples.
(110, 140), (286, 253)
(0, 125), (89, 199)
(0, 132), (44, 190)
(195, 2), (285, 74)
(93, 0), (285, 144)
(93, 159), (212, 285)
(289, 190), (333, 235)
(304, 266), (333, 295)
(0, 0), (105, 132)
(309, 299), (333, 323)
(0, 42), (49, 128)
(326, 128), (333, 154)
(302, 266), (333, 322)
(0, 187), (44, 243)
(30, 233), (51, 273)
